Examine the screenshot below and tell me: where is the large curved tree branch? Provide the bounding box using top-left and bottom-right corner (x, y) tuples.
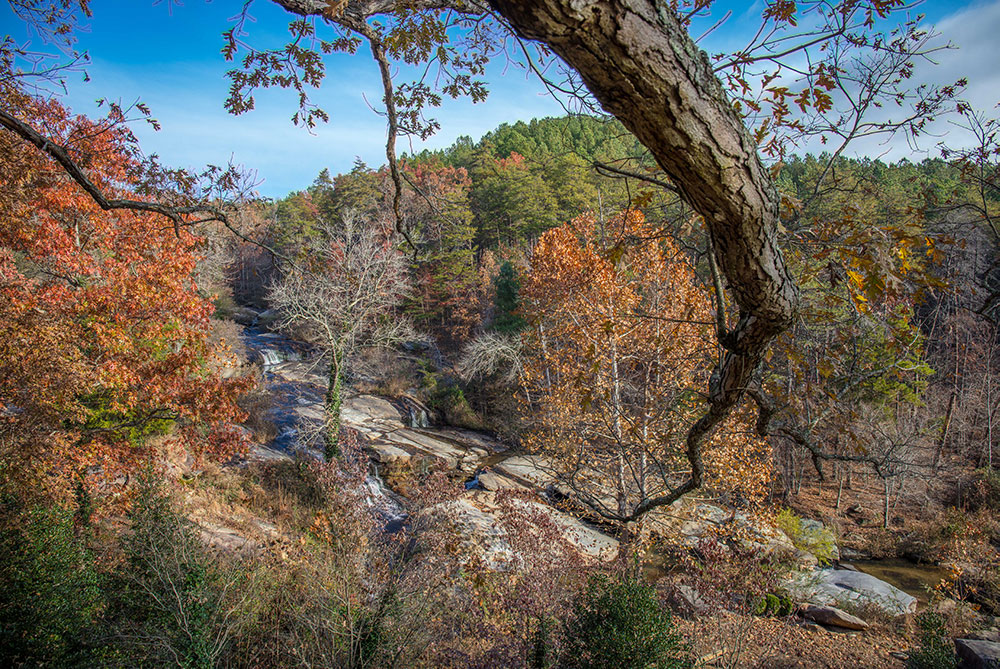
(0, 107), (292, 264)
(0, 108), (226, 234)
(487, 0), (799, 520)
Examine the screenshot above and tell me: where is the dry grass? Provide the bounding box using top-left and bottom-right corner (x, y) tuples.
(236, 370), (279, 444)
(350, 347), (420, 398)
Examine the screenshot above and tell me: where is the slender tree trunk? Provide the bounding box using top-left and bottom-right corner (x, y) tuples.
(835, 465), (845, 512)
(934, 391), (956, 470)
(883, 476), (891, 529)
(325, 349), (344, 459)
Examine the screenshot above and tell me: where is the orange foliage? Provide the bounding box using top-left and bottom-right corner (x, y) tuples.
(521, 210), (770, 519)
(0, 91), (251, 489)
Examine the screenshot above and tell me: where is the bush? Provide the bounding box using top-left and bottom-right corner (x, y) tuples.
(776, 508), (838, 565)
(906, 611), (956, 669)
(561, 574), (692, 669)
(104, 473), (255, 667)
(0, 500), (105, 666)
(752, 591), (793, 617)
(959, 467), (1000, 512)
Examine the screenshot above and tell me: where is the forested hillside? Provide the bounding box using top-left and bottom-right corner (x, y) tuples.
(4, 1), (1000, 667)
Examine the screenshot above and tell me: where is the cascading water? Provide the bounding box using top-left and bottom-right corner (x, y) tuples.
(259, 348), (283, 367)
(240, 323), (409, 529)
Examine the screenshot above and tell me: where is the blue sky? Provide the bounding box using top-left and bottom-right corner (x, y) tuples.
(4, 0), (998, 197)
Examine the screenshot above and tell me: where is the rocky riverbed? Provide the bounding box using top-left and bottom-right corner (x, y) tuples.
(236, 319), (941, 632)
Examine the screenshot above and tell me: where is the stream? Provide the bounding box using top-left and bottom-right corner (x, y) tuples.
(850, 559), (951, 605)
(239, 325), (408, 525)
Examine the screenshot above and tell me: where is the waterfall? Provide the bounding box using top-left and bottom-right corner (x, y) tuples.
(408, 406), (430, 428)
(259, 348), (282, 367)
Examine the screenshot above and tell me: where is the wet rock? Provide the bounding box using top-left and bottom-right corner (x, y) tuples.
(955, 638), (1000, 668)
(798, 604), (870, 631)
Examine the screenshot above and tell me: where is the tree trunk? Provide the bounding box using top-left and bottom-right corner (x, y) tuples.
(883, 477), (891, 529)
(835, 466), (845, 512)
(273, 0), (800, 518)
(489, 0), (798, 514)
(934, 391), (956, 470)
(325, 350), (344, 459)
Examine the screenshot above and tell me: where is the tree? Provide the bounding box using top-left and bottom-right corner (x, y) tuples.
(267, 211), (414, 458)
(3, 0), (970, 508)
(0, 90), (250, 491)
(491, 261), (525, 334)
(520, 210), (771, 528)
(400, 158), (480, 345)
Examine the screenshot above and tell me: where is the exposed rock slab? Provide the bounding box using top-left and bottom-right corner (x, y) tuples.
(342, 394), (404, 429)
(786, 568), (918, 616)
(649, 500), (798, 560)
(798, 604), (870, 631)
(418, 490), (618, 568)
(478, 471), (530, 492)
(494, 455), (557, 488)
(368, 443), (412, 465)
(955, 638), (1000, 669)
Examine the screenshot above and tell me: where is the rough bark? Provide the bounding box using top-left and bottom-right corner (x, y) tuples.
(270, 0), (800, 517)
(488, 0), (798, 517)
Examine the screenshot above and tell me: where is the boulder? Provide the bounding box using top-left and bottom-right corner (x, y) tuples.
(966, 629), (1000, 644)
(198, 522), (258, 555)
(785, 568), (918, 616)
(955, 638), (1000, 669)
(418, 490), (618, 567)
(494, 455), (557, 488)
(798, 604), (870, 631)
(666, 583), (709, 618)
(478, 471), (530, 492)
(254, 308), (282, 328)
(230, 306), (261, 326)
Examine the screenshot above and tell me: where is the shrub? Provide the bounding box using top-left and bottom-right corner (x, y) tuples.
(561, 574), (693, 669)
(0, 501), (105, 666)
(906, 611), (956, 669)
(751, 591), (793, 617)
(530, 616), (557, 669)
(104, 473), (255, 667)
(959, 467), (1000, 513)
(776, 508), (838, 565)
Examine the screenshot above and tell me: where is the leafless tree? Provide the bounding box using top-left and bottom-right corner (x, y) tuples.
(268, 210), (416, 458)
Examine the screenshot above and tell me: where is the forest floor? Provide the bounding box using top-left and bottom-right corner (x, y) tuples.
(679, 610), (909, 668)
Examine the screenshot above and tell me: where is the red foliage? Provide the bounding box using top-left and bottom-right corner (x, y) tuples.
(0, 91), (251, 488)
